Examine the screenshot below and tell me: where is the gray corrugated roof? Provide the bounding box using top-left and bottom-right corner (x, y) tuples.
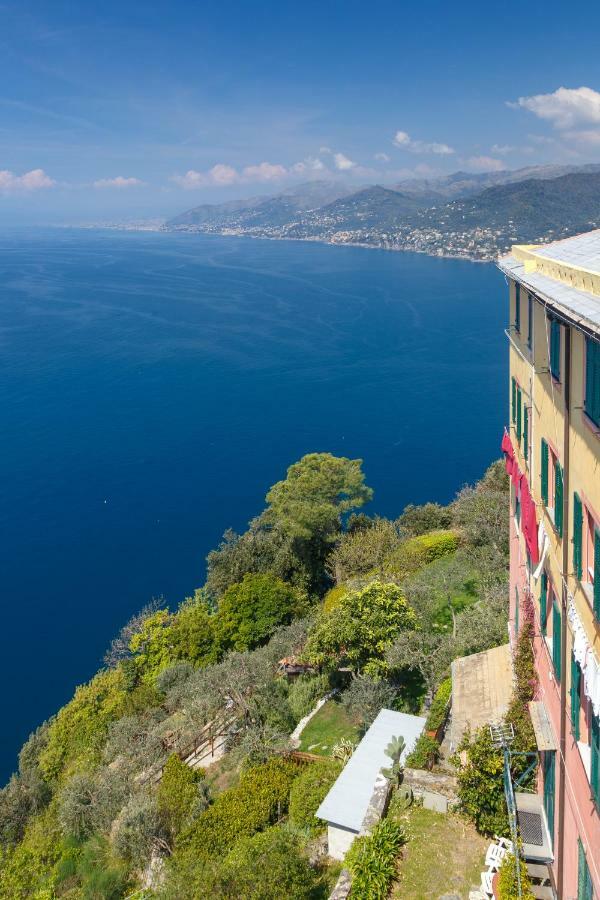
(315, 708), (426, 833)
(533, 229), (600, 273)
(498, 254), (600, 333)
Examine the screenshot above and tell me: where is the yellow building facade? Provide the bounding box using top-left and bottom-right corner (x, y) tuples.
(500, 231), (600, 899)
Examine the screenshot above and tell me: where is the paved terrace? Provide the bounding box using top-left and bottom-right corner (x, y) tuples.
(450, 643), (513, 750)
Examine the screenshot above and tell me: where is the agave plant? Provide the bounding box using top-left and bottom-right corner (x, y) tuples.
(331, 737), (356, 763)
(381, 734), (405, 785)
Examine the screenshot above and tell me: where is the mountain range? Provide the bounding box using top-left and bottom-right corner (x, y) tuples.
(164, 164), (600, 261)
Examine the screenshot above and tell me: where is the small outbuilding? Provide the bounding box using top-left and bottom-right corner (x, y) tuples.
(315, 708), (427, 860)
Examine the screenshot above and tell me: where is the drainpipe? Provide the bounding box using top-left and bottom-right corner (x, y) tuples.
(557, 323), (571, 898)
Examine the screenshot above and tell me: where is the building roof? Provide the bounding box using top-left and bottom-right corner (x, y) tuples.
(498, 230), (600, 336)
(451, 644), (512, 750)
(315, 708), (426, 833)
(533, 228), (600, 273)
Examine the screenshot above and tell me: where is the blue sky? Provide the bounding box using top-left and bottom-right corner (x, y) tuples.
(3, 0), (600, 222)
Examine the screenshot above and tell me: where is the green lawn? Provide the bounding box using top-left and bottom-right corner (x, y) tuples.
(297, 700), (360, 755)
(389, 804), (488, 899)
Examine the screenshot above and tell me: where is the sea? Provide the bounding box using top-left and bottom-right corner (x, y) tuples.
(0, 228), (507, 781)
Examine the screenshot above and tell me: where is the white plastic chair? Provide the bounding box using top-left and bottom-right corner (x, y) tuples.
(494, 834), (514, 852)
(485, 842), (508, 870)
(480, 869), (494, 898)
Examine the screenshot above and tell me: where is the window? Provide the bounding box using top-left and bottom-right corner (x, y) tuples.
(527, 293), (533, 350)
(523, 405), (529, 462)
(541, 439), (563, 537)
(549, 316), (561, 380)
(511, 377), (517, 424)
(571, 652), (582, 740)
(552, 600), (562, 683)
(592, 714), (600, 810)
(515, 282), (521, 333)
(543, 751), (555, 845)
(578, 838), (594, 900)
(516, 386), (522, 443)
(540, 571), (548, 636)
(574, 492), (583, 580)
(585, 336), (600, 428)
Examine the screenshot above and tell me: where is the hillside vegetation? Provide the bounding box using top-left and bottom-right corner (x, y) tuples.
(0, 452), (509, 898)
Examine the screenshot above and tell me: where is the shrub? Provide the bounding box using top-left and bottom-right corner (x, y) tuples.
(405, 733), (439, 769)
(38, 668), (128, 782)
(288, 758), (342, 833)
(215, 573), (304, 653)
(304, 580), (416, 676)
(397, 502), (452, 537)
(341, 676), (398, 730)
(424, 677), (452, 733)
(178, 757), (298, 860)
(215, 826), (318, 899)
(326, 518), (401, 582)
(345, 818), (407, 899)
(57, 769), (129, 841)
(453, 726), (507, 836)
(287, 674), (330, 722)
(383, 530), (460, 578)
(112, 793), (165, 868)
(322, 584), (348, 612)
(497, 853), (535, 900)
(157, 754), (209, 837)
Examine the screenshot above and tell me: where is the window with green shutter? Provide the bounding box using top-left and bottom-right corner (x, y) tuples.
(570, 652), (581, 740)
(573, 492), (583, 580)
(552, 600), (562, 683)
(555, 460), (564, 538)
(527, 293), (533, 350)
(540, 572), (547, 636)
(511, 377), (516, 424)
(516, 386), (522, 443)
(523, 405), (529, 462)
(550, 317), (561, 380)
(578, 838), (594, 900)
(592, 714), (600, 811)
(515, 283), (521, 332)
(543, 751), (555, 844)
(594, 528), (600, 622)
(585, 336), (600, 428)
(541, 439), (549, 506)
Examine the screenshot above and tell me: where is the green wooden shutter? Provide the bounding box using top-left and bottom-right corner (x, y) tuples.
(523, 405), (529, 462)
(543, 751), (555, 843)
(540, 572), (547, 636)
(594, 527), (600, 621)
(515, 283), (521, 332)
(550, 318), (561, 379)
(511, 377), (516, 423)
(555, 461), (563, 537)
(585, 337), (600, 428)
(516, 387), (522, 442)
(573, 492), (583, 580)
(552, 600), (562, 683)
(592, 713), (600, 810)
(570, 652), (581, 740)
(541, 439), (549, 505)
(528, 293), (533, 350)
(578, 839), (593, 900)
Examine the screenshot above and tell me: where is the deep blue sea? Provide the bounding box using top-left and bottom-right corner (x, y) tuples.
(0, 228), (506, 780)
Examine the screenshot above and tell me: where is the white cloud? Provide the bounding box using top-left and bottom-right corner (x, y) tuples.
(393, 130), (454, 155)
(510, 86), (600, 129)
(374, 152), (390, 162)
(491, 144), (515, 155)
(333, 152), (356, 171)
(0, 168), (55, 193)
(291, 156), (326, 175)
(564, 129), (600, 146)
(241, 162), (287, 181)
(93, 176), (144, 189)
(464, 155), (506, 172)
